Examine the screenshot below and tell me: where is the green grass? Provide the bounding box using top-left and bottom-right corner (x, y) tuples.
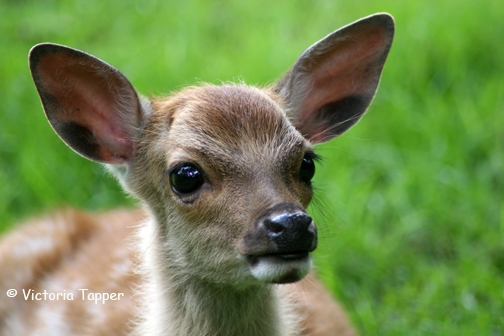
(1, 0), (503, 334)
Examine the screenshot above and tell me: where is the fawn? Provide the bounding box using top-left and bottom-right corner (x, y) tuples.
(0, 13), (394, 336)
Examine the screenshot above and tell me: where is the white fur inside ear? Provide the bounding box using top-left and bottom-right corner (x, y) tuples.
(249, 256), (312, 283)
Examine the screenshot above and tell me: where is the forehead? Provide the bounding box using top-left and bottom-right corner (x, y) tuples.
(162, 85), (307, 165)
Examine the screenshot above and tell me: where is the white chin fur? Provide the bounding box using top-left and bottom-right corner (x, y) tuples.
(249, 256), (312, 283)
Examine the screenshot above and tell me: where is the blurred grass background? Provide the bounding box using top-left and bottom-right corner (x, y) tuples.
(1, 0), (503, 334)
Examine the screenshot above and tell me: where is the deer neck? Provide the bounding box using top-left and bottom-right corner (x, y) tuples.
(134, 215), (291, 336)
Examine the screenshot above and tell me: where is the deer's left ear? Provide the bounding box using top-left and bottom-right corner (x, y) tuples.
(275, 13), (395, 143)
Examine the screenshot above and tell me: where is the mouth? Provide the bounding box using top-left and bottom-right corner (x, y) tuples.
(246, 251), (312, 284)
(250, 251), (309, 262)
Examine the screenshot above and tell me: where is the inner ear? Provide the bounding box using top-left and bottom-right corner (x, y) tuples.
(30, 43), (142, 164)
(300, 95), (372, 143)
(275, 14), (395, 144)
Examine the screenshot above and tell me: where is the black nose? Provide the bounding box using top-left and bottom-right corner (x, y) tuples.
(261, 205), (317, 254)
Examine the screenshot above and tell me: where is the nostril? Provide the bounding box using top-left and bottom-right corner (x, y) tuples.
(264, 218), (285, 235)
(292, 213), (313, 229)
(260, 211), (317, 254)
(263, 212), (314, 238)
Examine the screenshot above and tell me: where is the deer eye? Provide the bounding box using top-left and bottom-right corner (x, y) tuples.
(299, 154), (316, 184)
(170, 164), (204, 194)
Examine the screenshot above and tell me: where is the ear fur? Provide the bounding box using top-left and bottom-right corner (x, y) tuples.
(29, 43), (143, 164)
(275, 13), (395, 143)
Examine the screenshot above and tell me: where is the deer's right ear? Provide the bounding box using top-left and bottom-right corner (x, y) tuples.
(275, 13), (394, 144)
(29, 43), (145, 164)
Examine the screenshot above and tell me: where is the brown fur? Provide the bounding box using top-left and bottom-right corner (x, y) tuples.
(0, 209), (354, 335)
(0, 210), (143, 335)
